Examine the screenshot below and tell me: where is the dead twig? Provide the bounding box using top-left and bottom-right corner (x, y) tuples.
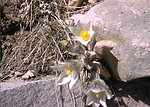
(52, 37), (65, 61)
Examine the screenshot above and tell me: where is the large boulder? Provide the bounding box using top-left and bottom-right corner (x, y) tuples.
(0, 77), (84, 107)
(71, 0), (150, 81)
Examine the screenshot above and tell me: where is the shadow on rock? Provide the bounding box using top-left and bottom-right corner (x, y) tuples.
(107, 77), (150, 107)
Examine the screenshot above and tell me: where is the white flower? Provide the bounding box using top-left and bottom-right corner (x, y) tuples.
(51, 61), (82, 89)
(86, 79), (113, 107)
(69, 21), (94, 46)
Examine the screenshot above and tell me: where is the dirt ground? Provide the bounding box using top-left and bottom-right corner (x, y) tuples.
(0, 0), (150, 107)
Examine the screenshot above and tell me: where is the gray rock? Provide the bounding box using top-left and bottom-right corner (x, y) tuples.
(71, 0), (150, 81)
(0, 77), (84, 107)
(1, 77), (150, 107)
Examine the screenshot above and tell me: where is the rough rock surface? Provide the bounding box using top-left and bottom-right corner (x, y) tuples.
(1, 77), (150, 107)
(71, 0), (150, 81)
(0, 77), (84, 107)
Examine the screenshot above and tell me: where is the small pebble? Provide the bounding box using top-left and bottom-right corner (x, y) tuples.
(22, 70), (35, 80)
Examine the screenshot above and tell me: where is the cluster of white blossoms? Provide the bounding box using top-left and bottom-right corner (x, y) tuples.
(51, 21), (114, 107)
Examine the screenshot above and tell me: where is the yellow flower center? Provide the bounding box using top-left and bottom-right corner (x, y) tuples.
(92, 92), (104, 98)
(64, 65), (74, 75)
(79, 30), (90, 41)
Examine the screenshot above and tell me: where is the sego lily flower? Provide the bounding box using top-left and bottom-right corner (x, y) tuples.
(69, 21), (94, 46)
(86, 79), (113, 107)
(51, 61), (82, 89)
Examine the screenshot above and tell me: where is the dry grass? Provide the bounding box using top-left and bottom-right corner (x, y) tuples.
(0, 0), (92, 81)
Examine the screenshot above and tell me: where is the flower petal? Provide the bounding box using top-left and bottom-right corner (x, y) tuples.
(51, 64), (68, 71)
(83, 21), (91, 30)
(57, 72), (68, 82)
(100, 95), (107, 107)
(94, 103), (100, 107)
(72, 69), (78, 78)
(75, 36), (89, 46)
(105, 89), (113, 99)
(86, 95), (93, 106)
(69, 76), (78, 89)
(92, 79), (110, 89)
(57, 75), (71, 85)
(89, 30), (94, 38)
(91, 87), (103, 93)
(69, 26), (79, 36)
(77, 21), (84, 30)
(89, 22), (94, 32)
